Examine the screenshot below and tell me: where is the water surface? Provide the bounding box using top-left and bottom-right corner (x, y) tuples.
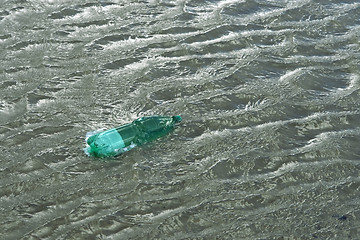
(1, 0), (360, 239)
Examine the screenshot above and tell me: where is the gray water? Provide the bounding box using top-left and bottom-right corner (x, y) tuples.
(1, 0), (360, 239)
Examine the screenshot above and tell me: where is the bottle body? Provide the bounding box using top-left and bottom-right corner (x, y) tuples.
(84, 115), (182, 157)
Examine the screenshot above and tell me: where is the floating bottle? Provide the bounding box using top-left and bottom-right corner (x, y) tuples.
(84, 115), (182, 157)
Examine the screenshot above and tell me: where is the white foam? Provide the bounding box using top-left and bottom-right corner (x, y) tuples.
(279, 68), (304, 83)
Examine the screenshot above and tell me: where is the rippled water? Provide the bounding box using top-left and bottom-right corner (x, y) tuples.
(1, 0), (360, 239)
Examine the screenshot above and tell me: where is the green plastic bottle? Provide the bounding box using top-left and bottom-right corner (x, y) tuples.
(84, 115), (182, 157)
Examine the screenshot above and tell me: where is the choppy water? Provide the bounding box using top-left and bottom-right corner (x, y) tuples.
(1, 0), (360, 239)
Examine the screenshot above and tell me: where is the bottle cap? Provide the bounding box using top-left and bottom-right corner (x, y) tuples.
(173, 115), (182, 123)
